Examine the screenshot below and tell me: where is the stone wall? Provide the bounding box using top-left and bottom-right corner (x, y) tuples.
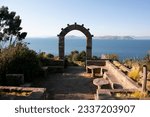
(0, 86), (47, 100)
(106, 61), (140, 89)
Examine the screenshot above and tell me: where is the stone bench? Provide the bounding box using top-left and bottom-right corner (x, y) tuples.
(86, 65), (103, 77)
(106, 60), (140, 89)
(104, 72), (123, 89)
(93, 78), (110, 89)
(0, 86), (47, 100)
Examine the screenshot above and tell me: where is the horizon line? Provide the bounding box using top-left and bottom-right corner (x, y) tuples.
(26, 35), (150, 38)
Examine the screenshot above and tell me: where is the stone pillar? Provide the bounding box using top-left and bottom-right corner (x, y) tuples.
(91, 69), (95, 77)
(142, 65), (147, 92)
(100, 68), (103, 76)
(59, 36), (64, 60)
(86, 37), (92, 60)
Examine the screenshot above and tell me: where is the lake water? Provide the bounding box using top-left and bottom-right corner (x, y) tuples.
(25, 38), (150, 60)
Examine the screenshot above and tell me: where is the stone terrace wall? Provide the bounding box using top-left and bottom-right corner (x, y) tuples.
(106, 61), (140, 89)
(0, 86), (47, 100)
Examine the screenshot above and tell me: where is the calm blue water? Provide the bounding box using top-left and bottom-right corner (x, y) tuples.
(25, 38), (150, 60)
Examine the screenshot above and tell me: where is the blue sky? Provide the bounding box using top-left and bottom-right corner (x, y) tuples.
(1, 0), (150, 37)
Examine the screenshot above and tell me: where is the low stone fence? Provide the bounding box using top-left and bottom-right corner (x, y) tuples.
(106, 61), (140, 89)
(0, 86), (47, 100)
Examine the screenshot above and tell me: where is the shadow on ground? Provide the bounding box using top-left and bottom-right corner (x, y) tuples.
(32, 66), (96, 100)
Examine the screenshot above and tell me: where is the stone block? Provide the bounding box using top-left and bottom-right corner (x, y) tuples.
(0, 86), (47, 100)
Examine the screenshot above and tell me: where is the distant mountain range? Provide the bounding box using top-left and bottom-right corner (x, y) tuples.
(65, 35), (150, 40)
(93, 36), (134, 40)
(28, 35), (150, 40)
(132, 36), (150, 39)
(65, 35), (135, 40)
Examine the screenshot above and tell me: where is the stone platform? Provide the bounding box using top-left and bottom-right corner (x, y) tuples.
(0, 86), (47, 100)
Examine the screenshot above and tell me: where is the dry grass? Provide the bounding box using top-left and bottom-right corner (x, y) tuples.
(130, 91), (148, 98)
(128, 67), (140, 81)
(115, 91), (148, 99)
(0, 90), (32, 96)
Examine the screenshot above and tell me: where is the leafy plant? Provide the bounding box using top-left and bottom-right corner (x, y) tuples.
(0, 6), (27, 49)
(37, 52), (54, 66)
(66, 50), (86, 62)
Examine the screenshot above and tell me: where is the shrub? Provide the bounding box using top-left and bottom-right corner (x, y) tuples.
(37, 52), (55, 66)
(104, 54), (119, 60)
(78, 51), (86, 61)
(128, 66), (140, 81)
(123, 59), (133, 68)
(0, 44), (41, 83)
(66, 50), (86, 62)
(47, 53), (54, 58)
(130, 91), (148, 98)
(92, 56), (99, 60)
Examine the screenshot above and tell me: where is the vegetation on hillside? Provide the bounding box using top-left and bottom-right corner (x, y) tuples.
(102, 53), (119, 60)
(123, 52), (150, 81)
(0, 6), (41, 84)
(65, 50), (86, 66)
(37, 52), (55, 66)
(65, 50), (100, 66)
(0, 44), (42, 83)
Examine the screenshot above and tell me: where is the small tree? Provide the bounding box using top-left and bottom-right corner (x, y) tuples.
(79, 50), (86, 61)
(0, 6), (27, 49)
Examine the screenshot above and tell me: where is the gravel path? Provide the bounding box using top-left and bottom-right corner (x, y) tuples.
(33, 66), (96, 100)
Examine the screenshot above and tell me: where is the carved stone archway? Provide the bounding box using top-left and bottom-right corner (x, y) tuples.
(58, 23), (93, 60)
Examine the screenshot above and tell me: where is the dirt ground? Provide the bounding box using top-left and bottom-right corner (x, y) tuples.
(32, 66), (96, 100)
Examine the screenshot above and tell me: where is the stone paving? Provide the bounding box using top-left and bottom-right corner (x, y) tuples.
(32, 66), (96, 100)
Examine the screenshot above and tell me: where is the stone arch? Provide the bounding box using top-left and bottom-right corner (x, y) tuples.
(58, 23), (93, 60)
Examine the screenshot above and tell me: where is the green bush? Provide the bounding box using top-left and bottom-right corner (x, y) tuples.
(66, 50), (86, 62)
(78, 51), (86, 61)
(37, 52), (55, 66)
(92, 56), (99, 60)
(0, 44), (41, 83)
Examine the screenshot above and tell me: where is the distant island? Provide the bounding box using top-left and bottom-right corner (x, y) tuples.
(93, 36), (134, 40)
(29, 35), (150, 40)
(65, 35), (134, 40)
